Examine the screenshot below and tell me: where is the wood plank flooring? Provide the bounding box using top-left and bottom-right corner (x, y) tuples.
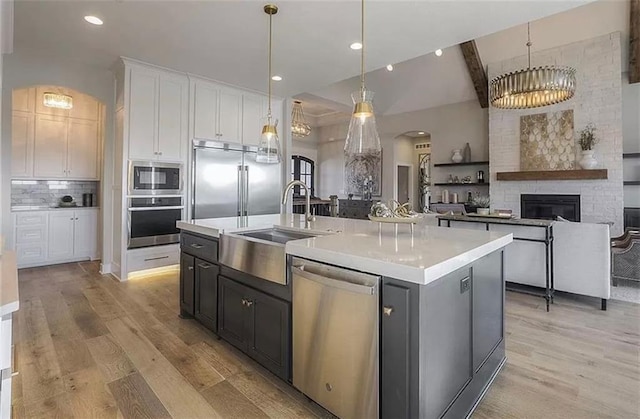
(11, 262), (640, 419)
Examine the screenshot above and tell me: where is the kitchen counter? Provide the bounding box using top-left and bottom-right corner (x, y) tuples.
(0, 251), (19, 317)
(177, 214), (512, 285)
(11, 206), (100, 212)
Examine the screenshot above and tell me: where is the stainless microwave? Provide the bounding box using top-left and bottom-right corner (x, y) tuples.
(128, 161), (183, 196)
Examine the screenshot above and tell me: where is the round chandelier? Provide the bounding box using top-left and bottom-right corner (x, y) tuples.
(490, 23), (576, 110)
(291, 100), (311, 138)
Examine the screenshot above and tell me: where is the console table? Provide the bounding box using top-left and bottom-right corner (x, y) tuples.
(437, 215), (556, 311)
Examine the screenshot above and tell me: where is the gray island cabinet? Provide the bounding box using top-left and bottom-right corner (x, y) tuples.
(177, 214), (512, 419)
(380, 250), (504, 419)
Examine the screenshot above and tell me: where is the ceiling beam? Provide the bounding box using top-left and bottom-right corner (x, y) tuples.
(630, 0), (640, 83)
(460, 40), (489, 108)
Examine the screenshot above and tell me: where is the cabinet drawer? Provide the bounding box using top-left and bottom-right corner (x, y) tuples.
(181, 233), (218, 263)
(15, 212), (47, 226)
(127, 245), (180, 273)
(16, 225), (47, 244)
(0, 314), (12, 370)
(16, 243), (47, 265)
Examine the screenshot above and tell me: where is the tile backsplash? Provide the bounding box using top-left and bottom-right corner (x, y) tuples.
(12, 180), (99, 207)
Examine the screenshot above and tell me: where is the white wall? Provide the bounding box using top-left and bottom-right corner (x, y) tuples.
(622, 72), (640, 208)
(489, 33), (624, 235)
(1, 48), (114, 257)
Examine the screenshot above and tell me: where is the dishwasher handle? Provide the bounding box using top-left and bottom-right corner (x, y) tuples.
(292, 265), (378, 295)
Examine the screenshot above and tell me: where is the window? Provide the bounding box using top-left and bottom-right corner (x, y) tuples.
(291, 155), (315, 197)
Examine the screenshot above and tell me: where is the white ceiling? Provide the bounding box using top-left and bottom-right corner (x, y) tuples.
(14, 0), (594, 100)
(305, 0), (627, 119)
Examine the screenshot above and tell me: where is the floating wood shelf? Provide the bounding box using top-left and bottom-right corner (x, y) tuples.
(433, 161), (489, 167)
(496, 169), (608, 181)
(624, 180), (640, 185)
(623, 152), (640, 159)
(433, 182), (489, 186)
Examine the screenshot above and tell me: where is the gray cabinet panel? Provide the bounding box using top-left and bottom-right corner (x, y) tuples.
(381, 282), (411, 419)
(181, 232), (218, 263)
(247, 288), (290, 381)
(424, 268), (472, 419)
(180, 253), (195, 317)
(195, 259), (219, 332)
(472, 252), (504, 371)
(218, 276), (249, 350)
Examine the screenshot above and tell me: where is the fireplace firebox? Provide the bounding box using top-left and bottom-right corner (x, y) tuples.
(521, 194), (581, 222)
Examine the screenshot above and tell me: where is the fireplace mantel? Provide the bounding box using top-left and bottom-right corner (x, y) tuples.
(496, 169), (608, 181)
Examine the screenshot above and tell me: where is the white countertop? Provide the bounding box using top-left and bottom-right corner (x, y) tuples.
(177, 214), (513, 285)
(11, 206), (100, 212)
(0, 251), (19, 316)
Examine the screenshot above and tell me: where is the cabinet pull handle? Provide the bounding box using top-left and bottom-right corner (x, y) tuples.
(241, 299), (247, 306)
(198, 263), (211, 269)
(70, 218), (74, 220)
(145, 256), (170, 262)
(383, 306), (393, 317)
(190, 243), (204, 249)
(245, 300), (254, 307)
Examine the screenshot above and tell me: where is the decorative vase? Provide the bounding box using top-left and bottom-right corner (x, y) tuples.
(477, 208), (490, 216)
(463, 143), (471, 162)
(579, 150), (597, 170)
(451, 149), (463, 163)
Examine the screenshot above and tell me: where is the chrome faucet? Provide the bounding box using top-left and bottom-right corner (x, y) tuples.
(282, 180), (316, 228)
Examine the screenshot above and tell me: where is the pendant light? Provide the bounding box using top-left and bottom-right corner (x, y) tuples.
(291, 100), (311, 138)
(343, 0), (381, 156)
(256, 4), (281, 164)
(490, 23), (576, 109)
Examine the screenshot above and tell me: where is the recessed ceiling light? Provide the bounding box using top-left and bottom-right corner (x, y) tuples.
(435, 49), (443, 57)
(271, 75), (283, 81)
(84, 16), (103, 25)
(386, 64), (394, 72)
(350, 42), (363, 50)
(418, 131), (425, 135)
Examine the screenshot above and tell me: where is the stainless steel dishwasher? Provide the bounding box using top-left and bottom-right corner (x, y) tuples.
(291, 258), (379, 419)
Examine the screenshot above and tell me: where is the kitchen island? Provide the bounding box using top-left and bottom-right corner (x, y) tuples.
(177, 214), (512, 419)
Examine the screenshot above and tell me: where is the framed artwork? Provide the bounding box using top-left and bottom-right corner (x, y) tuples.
(520, 109), (575, 171)
(344, 150), (382, 196)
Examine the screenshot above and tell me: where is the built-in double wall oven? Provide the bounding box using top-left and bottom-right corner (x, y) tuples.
(128, 161), (184, 249)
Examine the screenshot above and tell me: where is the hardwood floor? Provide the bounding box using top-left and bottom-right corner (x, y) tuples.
(12, 262), (640, 419)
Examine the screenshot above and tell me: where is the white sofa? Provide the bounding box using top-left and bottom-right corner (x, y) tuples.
(444, 219), (611, 308)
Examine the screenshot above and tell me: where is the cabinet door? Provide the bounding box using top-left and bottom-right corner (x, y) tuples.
(128, 68), (158, 160)
(180, 253), (195, 316)
(218, 88), (242, 143)
(13, 87), (35, 113)
(48, 212), (75, 260)
(381, 282), (412, 419)
(157, 75), (188, 162)
(192, 80), (218, 141)
(241, 94), (264, 147)
(246, 288), (290, 380)
(69, 93), (99, 121)
(73, 210), (98, 258)
(67, 118), (99, 179)
(217, 276), (250, 351)
(194, 259), (219, 332)
(34, 114), (68, 178)
(11, 111), (35, 177)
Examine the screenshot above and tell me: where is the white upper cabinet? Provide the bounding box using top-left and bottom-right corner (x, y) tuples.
(128, 68), (158, 161)
(34, 114), (68, 178)
(242, 94), (264, 147)
(218, 88), (242, 143)
(127, 64), (188, 162)
(11, 111), (34, 177)
(192, 79), (218, 141)
(68, 118), (100, 179)
(11, 86), (102, 180)
(157, 74), (188, 161)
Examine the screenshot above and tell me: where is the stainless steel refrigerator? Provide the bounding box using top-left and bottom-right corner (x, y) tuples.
(192, 141), (281, 219)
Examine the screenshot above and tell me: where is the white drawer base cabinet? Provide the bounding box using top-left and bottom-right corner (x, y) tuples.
(12, 208), (100, 268)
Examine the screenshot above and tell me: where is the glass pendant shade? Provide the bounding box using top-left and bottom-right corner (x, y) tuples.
(344, 90), (380, 155)
(256, 117), (281, 164)
(43, 92), (73, 109)
(291, 100), (311, 138)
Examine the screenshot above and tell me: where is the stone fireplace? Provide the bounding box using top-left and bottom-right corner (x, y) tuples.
(521, 194), (581, 222)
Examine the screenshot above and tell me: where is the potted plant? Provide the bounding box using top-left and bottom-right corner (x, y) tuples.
(578, 123), (598, 169)
(472, 195), (491, 215)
